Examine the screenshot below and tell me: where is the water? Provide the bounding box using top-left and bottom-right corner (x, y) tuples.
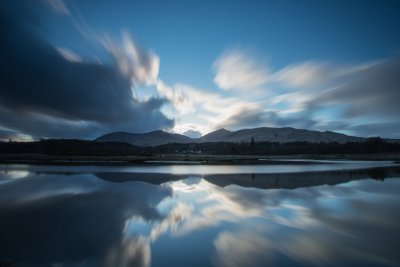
(0, 159), (397, 175)
(0, 161), (399, 267)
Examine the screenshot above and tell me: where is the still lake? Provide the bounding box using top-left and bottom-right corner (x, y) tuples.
(0, 160), (399, 267)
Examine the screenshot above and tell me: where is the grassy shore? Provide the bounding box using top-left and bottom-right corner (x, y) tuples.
(1, 153), (400, 165)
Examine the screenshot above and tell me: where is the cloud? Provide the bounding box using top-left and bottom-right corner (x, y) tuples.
(156, 81), (270, 134)
(273, 61), (330, 88)
(212, 105), (265, 130)
(348, 122), (400, 139)
(0, 173), (172, 266)
(55, 47), (82, 62)
(104, 236), (151, 267)
(45, 0), (69, 15)
(3, 0), (398, 140)
(268, 59), (400, 124)
(0, 1), (173, 139)
(172, 123), (207, 138)
(0, 128), (17, 141)
(213, 49), (269, 91)
(291, 58), (400, 137)
(102, 32), (160, 86)
(156, 80), (195, 115)
(0, 127), (32, 142)
(210, 48), (400, 137)
(307, 59), (400, 120)
(214, 230), (271, 267)
(212, 107), (319, 132)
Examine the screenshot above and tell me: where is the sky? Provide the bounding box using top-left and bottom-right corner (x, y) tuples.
(0, 0), (400, 141)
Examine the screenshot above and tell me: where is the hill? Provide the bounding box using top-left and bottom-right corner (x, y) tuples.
(95, 127), (364, 146)
(95, 130), (194, 146)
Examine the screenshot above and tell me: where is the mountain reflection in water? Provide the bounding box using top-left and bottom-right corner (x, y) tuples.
(0, 165), (399, 267)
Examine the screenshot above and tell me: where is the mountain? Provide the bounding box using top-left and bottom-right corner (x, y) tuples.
(95, 130), (194, 146)
(198, 128), (233, 142)
(218, 127), (364, 143)
(95, 127), (365, 147)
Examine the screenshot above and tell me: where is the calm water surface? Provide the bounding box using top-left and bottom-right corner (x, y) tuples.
(0, 159), (396, 175)
(0, 161), (399, 267)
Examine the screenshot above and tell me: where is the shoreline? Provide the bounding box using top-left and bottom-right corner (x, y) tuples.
(0, 153), (400, 165)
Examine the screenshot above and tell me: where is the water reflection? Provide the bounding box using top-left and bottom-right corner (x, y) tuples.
(0, 159), (397, 176)
(0, 174), (171, 267)
(0, 166), (399, 267)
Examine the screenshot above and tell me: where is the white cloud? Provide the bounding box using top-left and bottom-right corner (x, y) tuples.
(214, 230), (270, 267)
(156, 81), (266, 135)
(273, 61), (328, 88)
(156, 80), (195, 115)
(213, 49), (269, 91)
(102, 32), (160, 86)
(268, 92), (311, 113)
(150, 202), (193, 241)
(55, 47), (82, 62)
(104, 236), (151, 267)
(160, 52), (400, 138)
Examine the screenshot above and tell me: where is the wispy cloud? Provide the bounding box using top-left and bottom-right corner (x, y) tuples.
(273, 61), (330, 88)
(214, 230), (270, 267)
(55, 47), (82, 62)
(0, 1), (172, 140)
(2, 1), (399, 139)
(156, 81), (265, 135)
(155, 46), (400, 138)
(213, 49), (269, 91)
(208, 47), (400, 137)
(306, 59), (400, 119)
(102, 32), (160, 86)
(45, 0), (69, 15)
(156, 80), (195, 115)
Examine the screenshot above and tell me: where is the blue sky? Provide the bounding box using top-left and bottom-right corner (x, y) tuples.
(0, 0), (400, 140)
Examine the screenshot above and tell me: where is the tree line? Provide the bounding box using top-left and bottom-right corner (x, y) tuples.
(1, 137), (400, 156)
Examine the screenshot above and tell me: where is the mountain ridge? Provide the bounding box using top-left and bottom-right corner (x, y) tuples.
(95, 127), (366, 147)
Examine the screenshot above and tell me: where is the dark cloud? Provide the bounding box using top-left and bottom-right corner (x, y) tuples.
(348, 122), (400, 139)
(215, 58), (400, 136)
(294, 59), (400, 138)
(0, 173), (171, 266)
(0, 128), (19, 141)
(0, 1), (173, 140)
(308, 59), (400, 121)
(215, 107), (266, 130)
(215, 107), (318, 132)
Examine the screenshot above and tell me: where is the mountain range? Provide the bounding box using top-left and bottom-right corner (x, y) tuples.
(95, 127), (365, 147)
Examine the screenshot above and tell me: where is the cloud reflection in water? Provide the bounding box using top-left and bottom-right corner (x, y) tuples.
(0, 170), (399, 267)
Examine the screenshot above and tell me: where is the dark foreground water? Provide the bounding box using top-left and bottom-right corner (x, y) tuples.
(0, 161), (400, 267)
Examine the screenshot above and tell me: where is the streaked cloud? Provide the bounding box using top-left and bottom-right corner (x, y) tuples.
(45, 0), (69, 15)
(104, 236), (151, 267)
(55, 47), (82, 62)
(214, 230), (270, 267)
(213, 49), (269, 91)
(208, 46), (400, 137)
(273, 61), (330, 88)
(156, 81), (265, 135)
(307, 58), (400, 120)
(212, 105), (265, 130)
(102, 32), (160, 86)
(348, 122), (400, 138)
(0, 2), (172, 140)
(156, 80), (195, 115)
(156, 51), (400, 138)
(1, 1), (399, 139)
